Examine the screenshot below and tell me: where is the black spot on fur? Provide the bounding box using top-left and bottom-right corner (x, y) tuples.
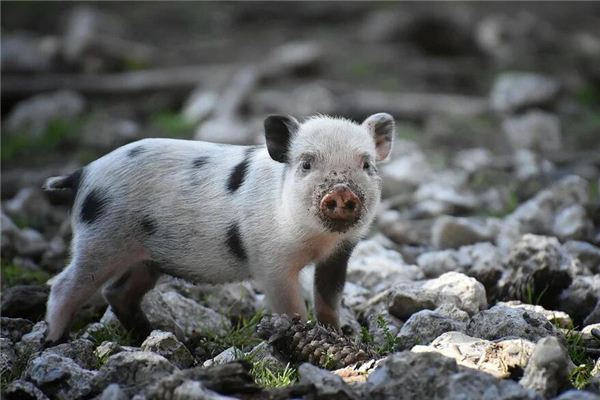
(226, 148), (253, 193)
(192, 156), (209, 168)
(141, 216), (157, 235)
(80, 189), (109, 224)
(315, 240), (355, 295)
(225, 223), (247, 261)
(127, 146), (146, 158)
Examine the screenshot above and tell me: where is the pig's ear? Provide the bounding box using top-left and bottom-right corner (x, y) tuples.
(264, 115), (299, 163)
(362, 113), (395, 162)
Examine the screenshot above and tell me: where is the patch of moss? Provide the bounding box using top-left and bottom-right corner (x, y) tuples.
(345, 61), (377, 79)
(73, 148), (105, 165)
(1, 117), (85, 162)
(123, 57), (151, 71)
(8, 214), (31, 230)
(381, 77), (402, 91)
(589, 179), (599, 203)
(575, 86), (600, 108)
(150, 112), (196, 138)
(0, 261), (51, 287)
(564, 111), (600, 148)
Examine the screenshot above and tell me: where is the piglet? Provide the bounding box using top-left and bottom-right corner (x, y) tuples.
(43, 113), (395, 344)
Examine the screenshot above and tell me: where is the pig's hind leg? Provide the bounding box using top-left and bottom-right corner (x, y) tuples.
(102, 262), (161, 342)
(45, 240), (149, 345)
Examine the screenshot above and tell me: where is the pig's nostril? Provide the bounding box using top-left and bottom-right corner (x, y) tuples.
(345, 201), (356, 211)
(325, 199), (337, 211)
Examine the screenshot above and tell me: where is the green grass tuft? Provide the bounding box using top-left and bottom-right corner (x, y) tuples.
(85, 324), (134, 347)
(192, 311), (264, 359)
(251, 361), (298, 388)
(570, 364), (594, 390)
(360, 314), (400, 355)
(524, 282), (550, 306)
(565, 328), (596, 389)
(210, 310), (264, 351)
(565, 329), (589, 366)
(360, 325), (374, 345)
(94, 348), (113, 369)
(237, 349), (298, 388)
(377, 316), (401, 354)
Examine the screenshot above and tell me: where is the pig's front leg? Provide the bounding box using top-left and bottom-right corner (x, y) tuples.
(313, 241), (356, 330)
(261, 265), (308, 321)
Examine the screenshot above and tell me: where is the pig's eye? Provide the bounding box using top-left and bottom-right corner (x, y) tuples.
(302, 161), (312, 171)
(363, 161), (370, 170)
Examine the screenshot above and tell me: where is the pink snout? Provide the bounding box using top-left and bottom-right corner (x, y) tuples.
(319, 184), (362, 222)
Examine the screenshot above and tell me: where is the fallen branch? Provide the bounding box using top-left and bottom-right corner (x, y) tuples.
(333, 88), (490, 120)
(2, 42), (323, 101)
(1, 65), (235, 97)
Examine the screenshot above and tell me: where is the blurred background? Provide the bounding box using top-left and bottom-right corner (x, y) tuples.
(2, 3), (600, 394)
(1, 1), (600, 320)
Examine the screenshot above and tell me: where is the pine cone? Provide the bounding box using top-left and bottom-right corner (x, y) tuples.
(257, 314), (375, 370)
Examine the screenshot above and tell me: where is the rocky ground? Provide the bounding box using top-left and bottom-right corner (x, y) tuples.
(2, 3), (600, 400)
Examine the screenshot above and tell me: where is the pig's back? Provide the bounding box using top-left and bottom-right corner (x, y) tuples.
(72, 138), (281, 283)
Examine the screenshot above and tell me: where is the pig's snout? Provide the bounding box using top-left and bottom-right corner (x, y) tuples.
(319, 184), (362, 223)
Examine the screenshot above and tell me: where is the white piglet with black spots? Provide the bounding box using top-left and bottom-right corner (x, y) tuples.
(43, 113), (395, 344)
